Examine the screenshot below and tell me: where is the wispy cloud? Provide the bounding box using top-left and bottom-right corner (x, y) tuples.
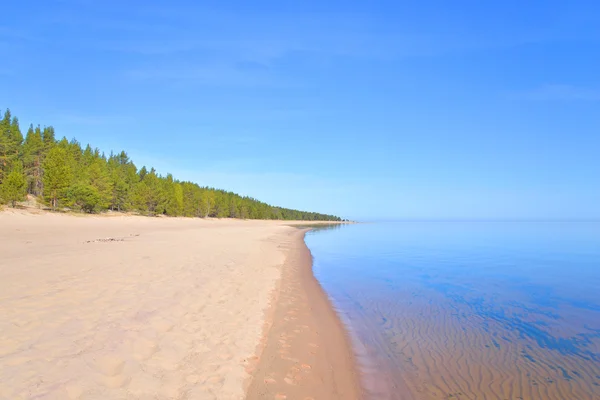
(30, 4), (557, 84)
(125, 63), (287, 87)
(518, 84), (600, 101)
(117, 30), (544, 88)
(99, 24), (546, 63)
(13, 3), (588, 90)
(53, 113), (134, 126)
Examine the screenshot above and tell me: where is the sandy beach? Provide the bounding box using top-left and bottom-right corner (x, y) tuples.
(0, 210), (360, 399)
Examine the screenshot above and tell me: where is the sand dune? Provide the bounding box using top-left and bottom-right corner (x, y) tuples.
(0, 211), (308, 399)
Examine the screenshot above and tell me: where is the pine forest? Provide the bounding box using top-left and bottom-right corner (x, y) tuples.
(0, 109), (341, 221)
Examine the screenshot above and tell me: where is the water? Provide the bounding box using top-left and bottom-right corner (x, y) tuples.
(305, 222), (600, 400)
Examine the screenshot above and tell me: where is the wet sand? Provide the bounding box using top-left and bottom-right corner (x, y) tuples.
(246, 229), (362, 400)
(0, 210), (359, 399)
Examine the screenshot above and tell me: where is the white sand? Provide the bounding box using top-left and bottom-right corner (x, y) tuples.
(0, 210), (297, 400)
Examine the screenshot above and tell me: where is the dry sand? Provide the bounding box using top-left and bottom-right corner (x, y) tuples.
(0, 210), (358, 399)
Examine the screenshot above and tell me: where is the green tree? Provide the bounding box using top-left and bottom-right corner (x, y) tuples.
(0, 110), (9, 176)
(68, 183), (101, 213)
(43, 146), (73, 210)
(199, 189), (214, 217)
(0, 109), (23, 182)
(42, 126), (56, 152)
(133, 168), (163, 214)
(171, 182), (184, 216)
(1, 163), (27, 207)
(22, 125), (45, 196)
(106, 151), (137, 211)
(87, 158), (111, 209)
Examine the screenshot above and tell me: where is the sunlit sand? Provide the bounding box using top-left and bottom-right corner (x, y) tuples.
(0, 211), (296, 399)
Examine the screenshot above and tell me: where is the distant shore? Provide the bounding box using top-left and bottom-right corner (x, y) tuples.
(0, 209), (359, 399)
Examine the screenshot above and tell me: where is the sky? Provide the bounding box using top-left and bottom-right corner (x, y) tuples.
(1, 0), (599, 220)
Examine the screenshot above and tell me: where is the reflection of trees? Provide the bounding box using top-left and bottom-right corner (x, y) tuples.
(296, 223), (346, 233)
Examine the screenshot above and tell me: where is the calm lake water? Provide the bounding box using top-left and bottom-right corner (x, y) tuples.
(305, 222), (600, 400)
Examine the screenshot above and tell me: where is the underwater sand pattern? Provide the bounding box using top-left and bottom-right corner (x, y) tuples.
(336, 280), (600, 400)
(307, 222), (600, 400)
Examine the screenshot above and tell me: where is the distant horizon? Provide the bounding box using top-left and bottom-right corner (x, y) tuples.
(356, 218), (600, 223)
(5, 109), (600, 222)
(2, 1), (599, 220)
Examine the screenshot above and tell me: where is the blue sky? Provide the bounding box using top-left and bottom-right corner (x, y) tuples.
(1, 0), (599, 220)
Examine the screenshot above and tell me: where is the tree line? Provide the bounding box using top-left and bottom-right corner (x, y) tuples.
(0, 109), (341, 221)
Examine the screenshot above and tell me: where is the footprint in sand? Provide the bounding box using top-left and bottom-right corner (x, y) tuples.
(275, 393), (287, 399)
(207, 375), (224, 384)
(91, 354), (125, 377)
(102, 373), (131, 389)
(132, 338), (159, 360)
(159, 386), (181, 399)
(128, 372), (161, 396)
(62, 383), (84, 399)
(149, 318), (175, 333)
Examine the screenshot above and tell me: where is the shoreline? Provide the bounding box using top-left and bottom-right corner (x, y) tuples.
(0, 209), (360, 399)
(0, 211), (313, 399)
(246, 228), (363, 399)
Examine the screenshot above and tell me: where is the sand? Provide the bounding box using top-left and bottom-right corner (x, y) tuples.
(0, 210), (359, 399)
(246, 230), (362, 400)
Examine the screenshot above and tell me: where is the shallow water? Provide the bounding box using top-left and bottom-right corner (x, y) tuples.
(305, 222), (600, 400)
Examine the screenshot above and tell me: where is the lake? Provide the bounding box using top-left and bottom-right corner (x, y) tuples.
(305, 222), (600, 400)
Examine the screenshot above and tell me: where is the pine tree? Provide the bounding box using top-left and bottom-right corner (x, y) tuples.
(107, 153), (126, 211)
(0, 109), (23, 182)
(43, 146), (73, 210)
(133, 168), (163, 214)
(138, 166), (148, 181)
(106, 151), (137, 211)
(68, 183), (101, 213)
(199, 189), (214, 217)
(87, 158), (111, 209)
(0, 110), (10, 182)
(171, 182), (184, 216)
(22, 125), (45, 196)
(1, 163), (27, 207)
(42, 126), (56, 153)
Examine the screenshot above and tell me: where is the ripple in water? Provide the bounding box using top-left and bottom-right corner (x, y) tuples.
(306, 221), (600, 400)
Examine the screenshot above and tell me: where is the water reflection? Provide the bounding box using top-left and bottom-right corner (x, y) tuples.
(291, 223), (345, 232)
